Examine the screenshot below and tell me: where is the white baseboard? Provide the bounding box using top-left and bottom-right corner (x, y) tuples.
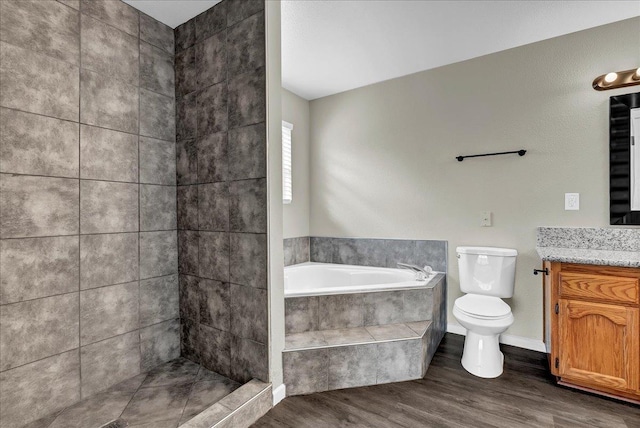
(272, 384), (286, 406)
(447, 323), (546, 353)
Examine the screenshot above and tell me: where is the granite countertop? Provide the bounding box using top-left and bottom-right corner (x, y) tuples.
(536, 227), (640, 267)
(536, 246), (640, 268)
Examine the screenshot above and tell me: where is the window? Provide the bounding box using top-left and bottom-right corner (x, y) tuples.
(282, 121), (293, 204)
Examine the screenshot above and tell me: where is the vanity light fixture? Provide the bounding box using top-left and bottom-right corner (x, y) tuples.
(593, 67), (640, 91)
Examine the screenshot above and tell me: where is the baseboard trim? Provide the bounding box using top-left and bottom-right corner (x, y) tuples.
(447, 323), (546, 353)
(272, 384), (286, 406)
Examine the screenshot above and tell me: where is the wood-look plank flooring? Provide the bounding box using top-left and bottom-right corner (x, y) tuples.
(253, 333), (640, 428)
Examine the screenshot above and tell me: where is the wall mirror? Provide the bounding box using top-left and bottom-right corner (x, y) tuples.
(610, 91), (640, 224)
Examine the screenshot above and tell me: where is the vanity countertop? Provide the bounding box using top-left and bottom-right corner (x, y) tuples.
(536, 246), (640, 268)
(536, 227), (640, 267)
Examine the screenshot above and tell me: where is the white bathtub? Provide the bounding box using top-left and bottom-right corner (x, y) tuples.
(284, 262), (438, 297)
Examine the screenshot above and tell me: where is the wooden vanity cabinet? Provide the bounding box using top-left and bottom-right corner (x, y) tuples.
(545, 261), (640, 403)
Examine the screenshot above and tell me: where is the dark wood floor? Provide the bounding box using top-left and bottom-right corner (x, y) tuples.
(253, 333), (640, 428)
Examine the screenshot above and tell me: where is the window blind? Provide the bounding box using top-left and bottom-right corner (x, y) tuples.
(282, 121), (293, 204)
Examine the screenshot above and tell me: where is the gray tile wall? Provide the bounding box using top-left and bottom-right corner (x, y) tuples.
(310, 236), (448, 272)
(283, 236), (310, 266)
(175, 0), (268, 384)
(0, 1), (178, 426)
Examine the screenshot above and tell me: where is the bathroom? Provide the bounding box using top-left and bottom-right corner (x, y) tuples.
(1, 1), (640, 427)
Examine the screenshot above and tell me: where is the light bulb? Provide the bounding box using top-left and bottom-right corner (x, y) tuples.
(604, 72), (618, 83)
(634, 68), (640, 80)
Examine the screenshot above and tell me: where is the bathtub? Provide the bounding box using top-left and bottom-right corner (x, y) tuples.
(284, 262), (438, 297)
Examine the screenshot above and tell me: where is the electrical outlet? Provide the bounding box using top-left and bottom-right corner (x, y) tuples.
(481, 211), (492, 227)
(565, 193), (579, 210)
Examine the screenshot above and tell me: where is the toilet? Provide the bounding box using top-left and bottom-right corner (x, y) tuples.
(453, 246), (517, 378)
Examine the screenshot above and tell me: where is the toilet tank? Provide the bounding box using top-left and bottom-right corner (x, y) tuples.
(456, 246), (517, 298)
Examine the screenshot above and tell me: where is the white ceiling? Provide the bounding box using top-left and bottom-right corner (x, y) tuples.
(282, 1), (640, 100)
(122, 0), (221, 29)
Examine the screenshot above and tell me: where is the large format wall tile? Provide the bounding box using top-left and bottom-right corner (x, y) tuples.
(227, 0), (264, 27)
(140, 41), (175, 98)
(227, 11), (264, 77)
(197, 82), (228, 136)
(199, 279), (229, 331)
(140, 136), (176, 185)
(198, 324), (230, 377)
(0, 107), (79, 178)
(178, 230), (199, 276)
(140, 89), (176, 142)
(284, 297), (319, 334)
(175, 46), (197, 98)
(177, 93), (197, 141)
(0, 42), (79, 121)
(0, 174), (79, 238)
(229, 178), (266, 233)
(228, 123), (266, 180)
(0, 351), (80, 428)
(140, 185), (177, 231)
(80, 125), (138, 182)
(179, 275), (200, 322)
(176, 138), (198, 185)
(175, 20), (195, 53)
(80, 331), (140, 397)
(0, 0), (79, 65)
(140, 318), (180, 371)
(80, 69), (138, 134)
(228, 68), (265, 129)
(230, 335), (268, 383)
(80, 233), (138, 289)
(81, 14), (139, 86)
(198, 132), (228, 183)
(198, 182), (229, 231)
(283, 349), (328, 396)
(140, 274), (179, 327)
(0, 293), (79, 371)
(196, 31), (226, 88)
(229, 233), (266, 288)
(0, 236), (79, 304)
(140, 231), (178, 279)
(140, 13), (174, 55)
(199, 231), (229, 282)
(80, 281), (139, 345)
(230, 283), (267, 343)
(376, 339), (422, 383)
(80, 180), (138, 234)
(177, 186), (198, 230)
(318, 294), (364, 330)
(195, 3), (226, 42)
(80, 0), (139, 36)
(328, 344), (377, 390)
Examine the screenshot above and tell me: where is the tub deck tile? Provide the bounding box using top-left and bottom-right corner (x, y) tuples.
(322, 327), (373, 346)
(365, 323), (419, 341)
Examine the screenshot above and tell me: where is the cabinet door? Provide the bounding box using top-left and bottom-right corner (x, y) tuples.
(558, 299), (639, 393)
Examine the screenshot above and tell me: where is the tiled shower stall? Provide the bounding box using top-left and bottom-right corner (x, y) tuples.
(0, 0), (269, 427)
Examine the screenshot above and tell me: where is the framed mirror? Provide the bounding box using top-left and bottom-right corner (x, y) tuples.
(610, 91), (640, 225)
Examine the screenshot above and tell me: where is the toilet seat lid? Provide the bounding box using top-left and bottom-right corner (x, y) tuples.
(454, 294), (511, 319)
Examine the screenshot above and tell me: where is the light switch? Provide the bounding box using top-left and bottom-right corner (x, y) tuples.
(565, 193), (579, 210)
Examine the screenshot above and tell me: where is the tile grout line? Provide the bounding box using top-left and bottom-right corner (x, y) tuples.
(137, 9), (143, 378)
(78, 0), (83, 401)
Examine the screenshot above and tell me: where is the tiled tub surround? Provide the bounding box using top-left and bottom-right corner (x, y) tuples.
(21, 357), (271, 428)
(174, 0), (269, 385)
(0, 1), (179, 426)
(284, 236), (447, 271)
(283, 274), (447, 395)
(536, 227), (640, 267)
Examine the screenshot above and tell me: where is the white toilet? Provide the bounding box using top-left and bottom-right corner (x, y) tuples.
(453, 246), (517, 378)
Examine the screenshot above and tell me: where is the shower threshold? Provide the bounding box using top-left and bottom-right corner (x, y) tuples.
(26, 358), (242, 428)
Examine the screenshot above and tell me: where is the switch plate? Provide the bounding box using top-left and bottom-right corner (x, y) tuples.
(481, 211), (492, 227)
(565, 193), (579, 210)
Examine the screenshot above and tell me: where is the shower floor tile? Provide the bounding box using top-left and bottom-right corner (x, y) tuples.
(28, 358), (241, 428)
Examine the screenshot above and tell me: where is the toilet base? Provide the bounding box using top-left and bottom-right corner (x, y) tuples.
(460, 330), (504, 378)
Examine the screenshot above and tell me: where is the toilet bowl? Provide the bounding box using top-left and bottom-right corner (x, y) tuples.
(454, 246), (517, 378)
(453, 294), (514, 378)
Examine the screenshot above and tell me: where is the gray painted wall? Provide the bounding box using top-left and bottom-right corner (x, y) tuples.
(0, 0), (178, 426)
(308, 17), (640, 341)
(174, 0), (269, 384)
